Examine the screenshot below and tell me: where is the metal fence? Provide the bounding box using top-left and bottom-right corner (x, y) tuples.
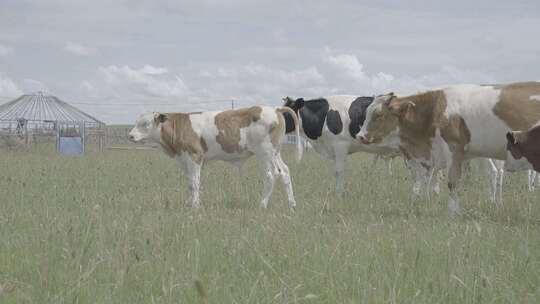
(1, 124), (308, 152)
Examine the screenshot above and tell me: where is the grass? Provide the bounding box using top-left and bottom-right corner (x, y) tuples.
(1, 145), (539, 303)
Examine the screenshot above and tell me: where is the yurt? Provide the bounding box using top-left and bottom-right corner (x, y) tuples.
(0, 92), (105, 154)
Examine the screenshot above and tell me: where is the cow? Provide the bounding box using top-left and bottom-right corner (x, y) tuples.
(283, 96), (399, 191)
(507, 125), (540, 172)
(282, 95), (441, 196)
(358, 81), (540, 215)
(128, 106), (302, 209)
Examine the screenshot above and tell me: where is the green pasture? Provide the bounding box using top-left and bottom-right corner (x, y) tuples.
(1, 145), (539, 303)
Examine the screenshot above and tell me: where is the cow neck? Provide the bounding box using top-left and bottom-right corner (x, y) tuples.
(397, 90), (446, 160)
(159, 119), (178, 157)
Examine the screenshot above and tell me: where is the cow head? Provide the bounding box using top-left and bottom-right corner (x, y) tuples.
(129, 112), (167, 142)
(282, 97), (305, 113)
(358, 92), (404, 144)
(506, 131), (524, 159)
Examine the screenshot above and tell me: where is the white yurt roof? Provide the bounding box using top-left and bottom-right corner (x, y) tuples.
(0, 92), (103, 125)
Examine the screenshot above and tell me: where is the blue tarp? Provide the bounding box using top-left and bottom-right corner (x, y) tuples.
(59, 137), (83, 155)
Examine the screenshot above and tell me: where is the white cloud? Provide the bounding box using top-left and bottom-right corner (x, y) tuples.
(0, 74), (22, 97)
(64, 42), (96, 56)
(0, 44), (12, 56)
(191, 52), (497, 107)
(194, 64), (325, 103)
(319, 48), (498, 96)
(22, 79), (49, 93)
(80, 80), (94, 91)
(322, 48), (396, 93)
(99, 64), (189, 99)
(138, 65), (168, 75)
(324, 52), (368, 81)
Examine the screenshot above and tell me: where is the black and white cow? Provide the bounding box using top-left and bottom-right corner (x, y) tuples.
(283, 96), (405, 193)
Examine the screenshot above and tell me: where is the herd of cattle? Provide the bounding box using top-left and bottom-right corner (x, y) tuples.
(128, 81), (540, 215)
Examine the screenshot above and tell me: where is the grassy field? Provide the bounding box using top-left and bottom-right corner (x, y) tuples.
(1, 145), (539, 303)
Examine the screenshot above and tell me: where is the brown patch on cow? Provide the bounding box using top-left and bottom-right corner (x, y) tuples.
(390, 90), (448, 161)
(441, 114), (470, 188)
(214, 106), (263, 153)
(440, 114), (471, 147)
(200, 137), (208, 153)
(493, 82), (540, 131)
(159, 113), (206, 164)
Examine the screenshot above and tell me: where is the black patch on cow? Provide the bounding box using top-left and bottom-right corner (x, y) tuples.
(299, 98), (329, 140)
(348, 96), (374, 138)
(282, 111), (296, 133)
(326, 110), (343, 135)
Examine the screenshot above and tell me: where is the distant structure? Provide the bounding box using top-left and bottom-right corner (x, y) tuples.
(283, 134), (311, 150)
(0, 92), (105, 153)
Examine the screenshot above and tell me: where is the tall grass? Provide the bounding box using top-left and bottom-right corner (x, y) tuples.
(0, 146), (539, 303)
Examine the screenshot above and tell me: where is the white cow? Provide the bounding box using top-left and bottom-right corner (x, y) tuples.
(129, 106), (302, 209)
(358, 82), (540, 215)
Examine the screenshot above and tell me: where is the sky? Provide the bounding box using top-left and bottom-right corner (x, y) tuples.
(1, 0), (539, 124)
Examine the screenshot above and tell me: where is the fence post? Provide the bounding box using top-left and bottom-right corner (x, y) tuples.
(81, 122), (86, 154)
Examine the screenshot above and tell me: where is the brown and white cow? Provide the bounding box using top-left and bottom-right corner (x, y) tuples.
(506, 125), (540, 172)
(128, 106), (302, 209)
(282, 95), (446, 198)
(358, 81), (540, 215)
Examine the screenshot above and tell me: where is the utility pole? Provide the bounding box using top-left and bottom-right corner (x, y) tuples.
(231, 99), (235, 109)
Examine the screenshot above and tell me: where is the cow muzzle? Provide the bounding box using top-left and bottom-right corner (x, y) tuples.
(128, 133), (141, 142)
(358, 134), (371, 144)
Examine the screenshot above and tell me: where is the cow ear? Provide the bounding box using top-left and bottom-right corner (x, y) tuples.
(154, 113), (167, 123)
(388, 99), (415, 117)
(296, 98), (305, 108)
(283, 96), (295, 107)
(506, 131), (517, 145)
(381, 93), (396, 107)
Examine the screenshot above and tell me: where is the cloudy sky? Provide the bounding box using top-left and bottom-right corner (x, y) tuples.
(1, 0), (539, 124)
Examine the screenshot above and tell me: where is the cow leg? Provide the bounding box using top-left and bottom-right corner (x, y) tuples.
(424, 167), (437, 201)
(528, 170), (537, 192)
(447, 151), (465, 216)
(385, 157), (393, 175)
(185, 158), (202, 208)
(371, 154), (380, 169)
(485, 159), (499, 203)
(275, 153), (297, 209)
(432, 169), (442, 195)
(334, 145), (348, 194)
(409, 161), (428, 199)
(497, 166), (504, 204)
(412, 175), (423, 198)
(256, 150), (276, 209)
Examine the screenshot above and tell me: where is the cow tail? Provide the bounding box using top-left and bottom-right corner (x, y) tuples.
(280, 107), (303, 162)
